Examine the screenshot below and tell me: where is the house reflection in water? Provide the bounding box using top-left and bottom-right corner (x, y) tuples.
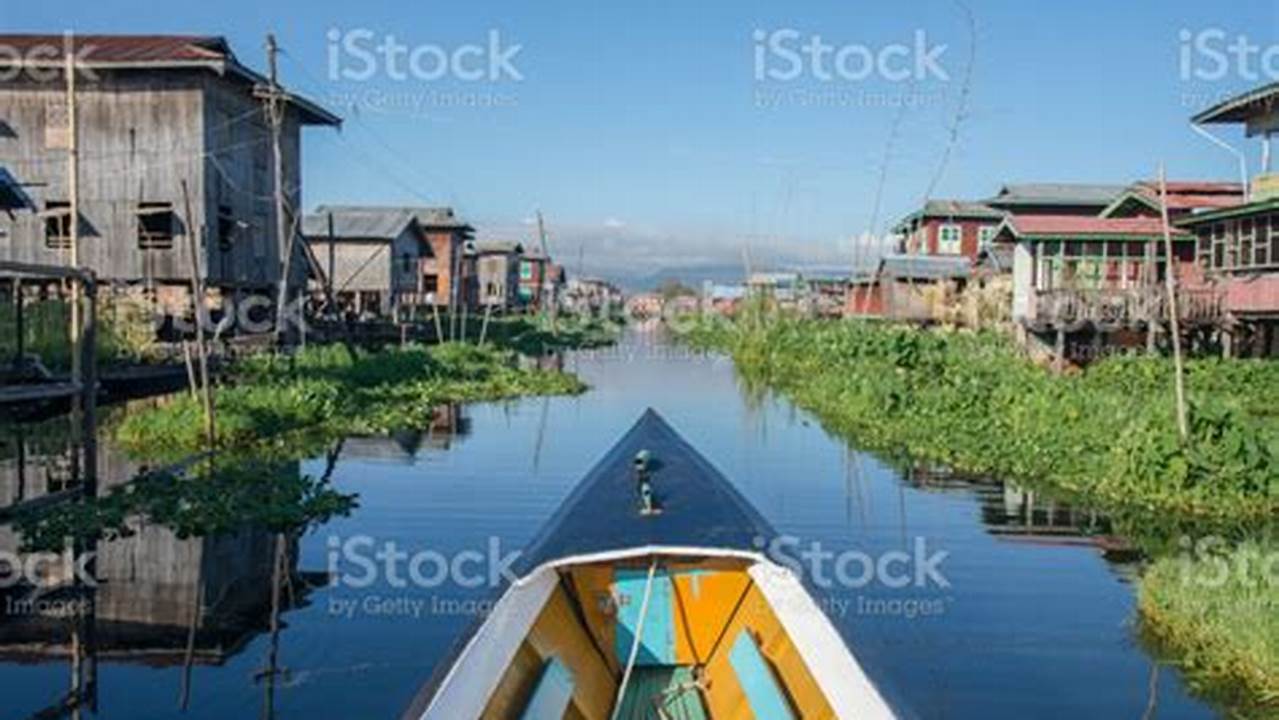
(902, 464), (1140, 574)
(0, 415), (320, 716)
(341, 403), (471, 462)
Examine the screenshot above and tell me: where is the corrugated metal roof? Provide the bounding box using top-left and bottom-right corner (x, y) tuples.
(987, 183), (1127, 207)
(302, 208), (417, 240)
(473, 240), (523, 254)
(1192, 81), (1279, 124)
(922, 199), (1005, 218)
(880, 254), (971, 280)
(0, 34), (340, 126)
(0, 34), (229, 63)
(1127, 181), (1245, 211)
(316, 205), (472, 230)
(1175, 197), (1279, 227)
(894, 199), (1006, 232)
(1006, 215), (1190, 238)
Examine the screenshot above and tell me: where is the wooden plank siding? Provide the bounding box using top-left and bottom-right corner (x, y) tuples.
(0, 68), (311, 296)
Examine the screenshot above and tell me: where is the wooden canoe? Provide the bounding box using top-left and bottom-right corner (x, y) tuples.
(403, 409), (897, 720)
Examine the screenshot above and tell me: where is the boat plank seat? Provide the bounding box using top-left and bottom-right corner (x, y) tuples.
(728, 631), (797, 720)
(613, 666), (708, 720)
(519, 658), (575, 720)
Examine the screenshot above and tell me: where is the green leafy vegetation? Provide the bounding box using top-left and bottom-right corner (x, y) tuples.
(116, 341), (587, 459)
(682, 315), (1279, 713)
(464, 314), (621, 355)
(683, 316), (1279, 526)
(0, 295), (158, 370)
(13, 336), (594, 553)
(1139, 542), (1279, 718)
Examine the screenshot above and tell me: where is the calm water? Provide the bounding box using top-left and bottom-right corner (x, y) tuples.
(2, 330), (1218, 718)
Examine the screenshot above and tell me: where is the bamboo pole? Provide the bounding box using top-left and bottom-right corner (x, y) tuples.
(181, 181), (216, 448)
(13, 278), (22, 366)
(431, 302), (443, 345)
(181, 340), (198, 399)
(66, 41), (81, 410)
(478, 302), (493, 346)
(1158, 165), (1190, 441)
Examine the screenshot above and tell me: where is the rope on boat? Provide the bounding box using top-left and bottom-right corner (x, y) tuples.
(610, 558), (658, 720)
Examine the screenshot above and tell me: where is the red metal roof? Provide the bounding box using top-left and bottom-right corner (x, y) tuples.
(1128, 181), (1245, 211)
(1007, 215), (1189, 237)
(0, 34), (231, 64)
(1147, 181), (1243, 194)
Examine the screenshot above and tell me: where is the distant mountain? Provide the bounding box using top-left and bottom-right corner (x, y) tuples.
(598, 261), (864, 293)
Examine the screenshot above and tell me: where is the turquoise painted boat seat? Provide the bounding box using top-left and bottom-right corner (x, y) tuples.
(519, 657), (575, 720)
(613, 666), (708, 720)
(728, 630), (796, 720)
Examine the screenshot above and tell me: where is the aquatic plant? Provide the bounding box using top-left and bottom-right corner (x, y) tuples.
(681, 317), (1279, 525)
(682, 315), (1279, 713)
(1139, 541), (1279, 718)
(115, 341), (587, 459)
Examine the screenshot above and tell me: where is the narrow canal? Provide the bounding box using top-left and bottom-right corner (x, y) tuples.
(2, 329), (1217, 718)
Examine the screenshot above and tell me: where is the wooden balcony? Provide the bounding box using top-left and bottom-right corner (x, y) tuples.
(1029, 287), (1222, 330)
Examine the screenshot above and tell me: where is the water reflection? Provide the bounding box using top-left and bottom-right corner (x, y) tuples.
(902, 463), (1143, 574)
(341, 405), (471, 461)
(0, 404), (469, 719)
(0, 334), (1229, 718)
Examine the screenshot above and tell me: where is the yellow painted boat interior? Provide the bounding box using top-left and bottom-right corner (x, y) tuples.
(480, 556), (836, 720)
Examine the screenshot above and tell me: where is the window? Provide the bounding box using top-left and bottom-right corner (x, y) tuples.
(977, 225), (998, 248)
(1036, 257), (1054, 290)
(937, 224), (961, 254)
(520, 261), (534, 280)
(423, 274), (439, 295)
(1196, 228), (1212, 269)
(137, 202), (175, 249)
(44, 200), (71, 249)
(1255, 216), (1271, 267)
(217, 205), (236, 251)
(1078, 259), (1102, 289)
(1105, 260), (1122, 287)
(401, 252), (415, 274)
(1271, 215), (1279, 267)
(1239, 219), (1255, 269)
(1212, 223), (1226, 270)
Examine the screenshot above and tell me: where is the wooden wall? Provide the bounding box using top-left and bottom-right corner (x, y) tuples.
(0, 68), (308, 294)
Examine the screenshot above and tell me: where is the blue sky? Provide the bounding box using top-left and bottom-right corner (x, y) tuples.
(12, 0), (1279, 282)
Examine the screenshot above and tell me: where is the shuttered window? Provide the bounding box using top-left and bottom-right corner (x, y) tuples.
(137, 202), (175, 249)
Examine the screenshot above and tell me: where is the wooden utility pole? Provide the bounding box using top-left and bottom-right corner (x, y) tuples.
(261, 34), (292, 346)
(479, 302), (493, 345)
(452, 244), (468, 342)
(66, 41), (82, 406)
(536, 210), (558, 332)
(182, 181), (216, 448)
(1158, 165), (1190, 441)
